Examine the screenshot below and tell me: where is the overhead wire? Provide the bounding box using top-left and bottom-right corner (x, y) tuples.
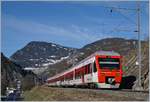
(98, 5), (137, 11)
(98, 5), (138, 34)
(113, 8), (137, 25)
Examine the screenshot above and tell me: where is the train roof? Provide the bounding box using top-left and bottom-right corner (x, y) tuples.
(94, 50), (120, 56)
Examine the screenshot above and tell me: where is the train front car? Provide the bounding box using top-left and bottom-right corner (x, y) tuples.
(95, 51), (123, 88)
(46, 51), (123, 89)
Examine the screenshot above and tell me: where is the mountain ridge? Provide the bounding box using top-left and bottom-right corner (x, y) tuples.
(10, 41), (77, 68)
(10, 38), (143, 70)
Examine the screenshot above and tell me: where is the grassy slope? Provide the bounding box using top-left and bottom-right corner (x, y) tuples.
(23, 85), (148, 101)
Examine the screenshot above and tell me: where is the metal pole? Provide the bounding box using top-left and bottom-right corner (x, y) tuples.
(137, 2), (142, 88)
(107, 2), (142, 89)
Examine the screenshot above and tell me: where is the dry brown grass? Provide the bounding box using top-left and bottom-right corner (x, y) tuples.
(23, 86), (147, 101)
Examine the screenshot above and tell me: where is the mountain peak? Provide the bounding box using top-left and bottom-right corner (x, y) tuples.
(10, 41), (77, 68)
(27, 41), (56, 47)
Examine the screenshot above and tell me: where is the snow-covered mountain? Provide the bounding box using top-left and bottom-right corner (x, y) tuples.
(10, 41), (77, 68)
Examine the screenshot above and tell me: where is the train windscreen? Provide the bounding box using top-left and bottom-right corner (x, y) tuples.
(98, 58), (120, 69)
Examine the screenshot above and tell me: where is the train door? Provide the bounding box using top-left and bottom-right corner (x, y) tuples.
(84, 64), (92, 83)
(92, 61), (98, 82)
(81, 68), (84, 83)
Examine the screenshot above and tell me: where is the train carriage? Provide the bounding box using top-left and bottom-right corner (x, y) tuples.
(46, 51), (123, 89)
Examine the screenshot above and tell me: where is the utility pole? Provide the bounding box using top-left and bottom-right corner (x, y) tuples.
(108, 2), (143, 90)
(137, 2), (142, 89)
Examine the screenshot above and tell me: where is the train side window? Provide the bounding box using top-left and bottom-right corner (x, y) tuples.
(75, 72), (80, 79)
(75, 72), (77, 79)
(93, 62), (97, 72)
(84, 64), (91, 74)
(87, 64), (91, 74)
(85, 65), (87, 74)
(85, 65), (88, 74)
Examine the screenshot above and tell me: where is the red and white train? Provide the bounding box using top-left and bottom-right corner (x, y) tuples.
(46, 51), (123, 88)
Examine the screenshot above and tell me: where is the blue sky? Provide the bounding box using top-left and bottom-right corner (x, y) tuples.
(1, 1), (149, 57)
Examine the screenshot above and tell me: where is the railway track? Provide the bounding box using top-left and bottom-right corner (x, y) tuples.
(120, 89), (149, 93)
(47, 86), (149, 100)
(68, 87), (149, 101)
(48, 85), (149, 93)
(71, 87), (148, 94)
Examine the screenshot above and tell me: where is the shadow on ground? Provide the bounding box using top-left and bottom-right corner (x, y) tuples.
(120, 75), (136, 89)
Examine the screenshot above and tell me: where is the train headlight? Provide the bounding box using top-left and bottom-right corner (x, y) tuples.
(108, 78), (115, 84)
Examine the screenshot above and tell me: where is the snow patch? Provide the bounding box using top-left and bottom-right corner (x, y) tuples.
(50, 55), (56, 58)
(60, 56), (69, 60)
(42, 62), (53, 66)
(86, 48), (91, 50)
(41, 56), (69, 67)
(59, 46), (63, 48)
(29, 59), (39, 61)
(80, 52), (84, 55)
(35, 64), (39, 66)
(51, 44), (56, 47)
(64, 48), (67, 50)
